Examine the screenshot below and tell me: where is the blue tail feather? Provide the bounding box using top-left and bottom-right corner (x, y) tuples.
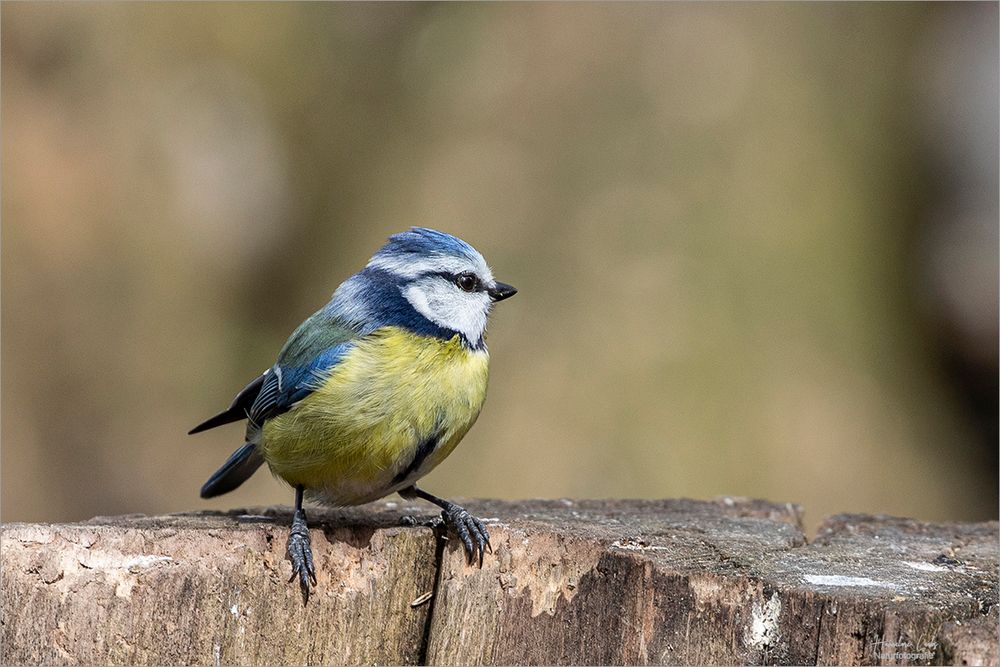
(200, 443), (264, 498)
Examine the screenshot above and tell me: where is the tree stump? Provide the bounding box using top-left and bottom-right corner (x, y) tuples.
(2, 498), (996, 665)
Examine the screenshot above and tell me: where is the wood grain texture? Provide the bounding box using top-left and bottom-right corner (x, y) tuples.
(1, 499), (996, 666)
(424, 500), (997, 666)
(1, 508), (437, 665)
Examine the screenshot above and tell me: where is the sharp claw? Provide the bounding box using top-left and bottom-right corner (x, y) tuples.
(300, 578), (310, 605)
(471, 518), (488, 564)
(458, 530), (474, 562)
(468, 520), (485, 567)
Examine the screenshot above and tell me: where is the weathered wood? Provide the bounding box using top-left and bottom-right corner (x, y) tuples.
(427, 501), (997, 666)
(2, 499), (996, 666)
(935, 609), (999, 666)
(1, 509), (438, 665)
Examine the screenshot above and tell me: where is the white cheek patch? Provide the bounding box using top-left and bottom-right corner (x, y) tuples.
(402, 278), (490, 343)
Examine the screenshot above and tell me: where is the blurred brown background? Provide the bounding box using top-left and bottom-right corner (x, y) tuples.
(3, 3), (997, 530)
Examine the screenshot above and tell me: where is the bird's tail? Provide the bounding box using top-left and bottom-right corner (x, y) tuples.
(188, 372), (267, 434)
(200, 443), (265, 498)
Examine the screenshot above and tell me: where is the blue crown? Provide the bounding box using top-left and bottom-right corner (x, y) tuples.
(374, 227), (483, 264)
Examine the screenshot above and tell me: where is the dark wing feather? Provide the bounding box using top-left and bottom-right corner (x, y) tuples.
(245, 345), (353, 429)
(188, 371), (268, 434)
(245, 368), (282, 428)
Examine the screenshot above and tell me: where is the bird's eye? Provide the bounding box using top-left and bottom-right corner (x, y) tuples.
(456, 273), (479, 292)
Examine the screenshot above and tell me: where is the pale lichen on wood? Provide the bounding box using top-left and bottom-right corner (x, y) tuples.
(2, 499), (996, 666)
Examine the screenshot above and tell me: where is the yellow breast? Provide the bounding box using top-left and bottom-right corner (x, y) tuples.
(260, 327), (489, 505)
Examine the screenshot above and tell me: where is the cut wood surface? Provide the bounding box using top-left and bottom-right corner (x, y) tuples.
(2, 498), (996, 666)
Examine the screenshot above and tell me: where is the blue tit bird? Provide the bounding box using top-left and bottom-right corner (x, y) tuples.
(189, 228), (516, 600)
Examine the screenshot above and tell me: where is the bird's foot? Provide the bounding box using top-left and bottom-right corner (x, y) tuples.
(439, 503), (491, 567)
(400, 514), (445, 530)
(287, 509), (317, 603)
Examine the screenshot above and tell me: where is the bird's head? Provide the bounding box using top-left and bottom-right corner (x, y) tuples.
(363, 227), (517, 345)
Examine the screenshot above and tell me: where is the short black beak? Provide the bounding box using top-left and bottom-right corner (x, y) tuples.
(488, 281), (517, 302)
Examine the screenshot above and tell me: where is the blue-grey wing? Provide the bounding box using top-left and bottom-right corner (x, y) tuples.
(245, 349), (350, 427)
(246, 311), (359, 429)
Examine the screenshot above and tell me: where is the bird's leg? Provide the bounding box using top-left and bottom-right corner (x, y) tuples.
(399, 485), (491, 567)
(287, 484), (316, 602)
